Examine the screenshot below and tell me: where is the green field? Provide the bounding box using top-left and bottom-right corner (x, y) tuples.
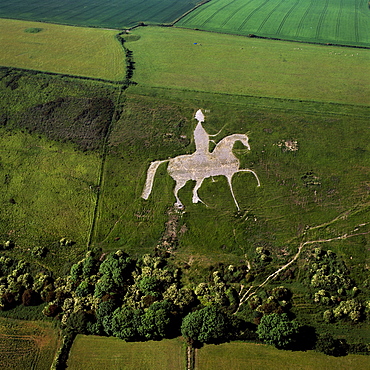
(0, 318), (59, 370)
(67, 335), (186, 369)
(0, 0), (197, 29)
(196, 342), (370, 369)
(0, 18), (125, 80)
(176, 0), (370, 47)
(126, 27), (370, 105)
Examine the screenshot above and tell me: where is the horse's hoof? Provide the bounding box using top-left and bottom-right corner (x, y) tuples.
(174, 202), (184, 210)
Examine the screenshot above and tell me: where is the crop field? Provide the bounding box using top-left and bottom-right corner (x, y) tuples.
(0, 318), (59, 370)
(126, 27), (370, 106)
(196, 342), (370, 369)
(176, 0), (370, 47)
(67, 335), (186, 369)
(0, 19), (125, 81)
(0, 0), (197, 29)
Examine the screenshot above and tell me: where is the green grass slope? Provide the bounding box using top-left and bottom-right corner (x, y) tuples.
(0, 70), (118, 274)
(94, 88), (369, 271)
(176, 0), (370, 47)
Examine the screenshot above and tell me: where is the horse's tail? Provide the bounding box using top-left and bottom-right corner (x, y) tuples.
(141, 159), (170, 200)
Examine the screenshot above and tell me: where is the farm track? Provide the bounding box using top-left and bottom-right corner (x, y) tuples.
(275, 0), (300, 36)
(257, 0), (285, 33)
(237, 0), (271, 32)
(315, 0), (329, 40)
(295, 0), (316, 38)
(220, 0), (255, 28)
(199, 0), (240, 28)
(335, 0), (344, 39)
(354, 0), (360, 43)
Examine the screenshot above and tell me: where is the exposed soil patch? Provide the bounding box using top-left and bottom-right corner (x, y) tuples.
(16, 96), (114, 151)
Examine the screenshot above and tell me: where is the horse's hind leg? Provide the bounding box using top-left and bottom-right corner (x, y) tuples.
(238, 169), (261, 187)
(227, 175), (240, 211)
(173, 178), (187, 209)
(192, 178), (206, 205)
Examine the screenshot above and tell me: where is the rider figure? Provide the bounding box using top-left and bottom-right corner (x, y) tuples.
(194, 109), (221, 155)
(194, 109), (209, 155)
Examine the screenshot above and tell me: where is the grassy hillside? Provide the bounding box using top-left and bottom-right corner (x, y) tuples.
(176, 0), (370, 47)
(126, 27), (370, 105)
(67, 335), (186, 369)
(0, 70), (119, 274)
(0, 0), (198, 29)
(93, 87), (369, 276)
(0, 19), (125, 81)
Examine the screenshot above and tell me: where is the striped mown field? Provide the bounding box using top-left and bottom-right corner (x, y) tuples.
(0, 0), (197, 29)
(176, 0), (370, 47)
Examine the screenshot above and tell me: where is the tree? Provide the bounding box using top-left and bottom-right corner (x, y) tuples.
(138, 300), (177, 340)
(315, 332), (348, 356)
(181, 305), (233, 345)
(111, 306), (141, 341)
(256, 313), (300, 349)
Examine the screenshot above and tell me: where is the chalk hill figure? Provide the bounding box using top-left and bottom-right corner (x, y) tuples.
(142, 109), (260, 210)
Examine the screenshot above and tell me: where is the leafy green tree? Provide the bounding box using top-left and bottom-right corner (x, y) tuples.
(111, 306), (142, 341)
(138, 276), (161, 297)
(256, 313), (300, 349)
(82, 254), (97, 279)
(75, 280), (91, 297)
(138, 300), (177, 340)
(99, 251), (131, 287)
(181, 305), (233, 345)
(70, 262), (83, 282)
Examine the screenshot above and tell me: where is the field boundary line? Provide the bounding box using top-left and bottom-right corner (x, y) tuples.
(172, 0), (212, 26)
(133, 85), (370, 118)
(0, 65), (125, 85)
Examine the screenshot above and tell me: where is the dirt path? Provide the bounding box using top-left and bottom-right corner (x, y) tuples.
(236, 205), (370, 310)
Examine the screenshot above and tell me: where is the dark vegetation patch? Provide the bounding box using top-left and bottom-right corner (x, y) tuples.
(24, 27), (43, 33)
(16, 97), (114, 151)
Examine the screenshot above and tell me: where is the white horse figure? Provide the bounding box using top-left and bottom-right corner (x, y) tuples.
(141, 132), (260, 210)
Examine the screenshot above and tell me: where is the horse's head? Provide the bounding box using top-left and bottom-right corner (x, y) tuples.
(234, 134), (250, 150)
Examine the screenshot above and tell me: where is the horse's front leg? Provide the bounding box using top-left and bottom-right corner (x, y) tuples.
(192, 178), (206, 205)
